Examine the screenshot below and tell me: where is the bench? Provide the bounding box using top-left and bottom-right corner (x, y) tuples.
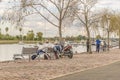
(13, 47), (38, 61)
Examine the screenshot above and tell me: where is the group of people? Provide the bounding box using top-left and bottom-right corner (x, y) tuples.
(96, 39), (107, 52)
(86, 39), (107, 53)
(35, 40), (63, 60)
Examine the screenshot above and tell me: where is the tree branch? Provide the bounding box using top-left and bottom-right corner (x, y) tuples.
(31, 3), (59, 20)
(32, 6), (58, 27)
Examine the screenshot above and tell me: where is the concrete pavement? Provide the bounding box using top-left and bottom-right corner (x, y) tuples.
(51, 61), (120, 80)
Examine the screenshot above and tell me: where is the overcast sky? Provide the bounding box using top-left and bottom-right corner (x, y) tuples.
(0, 0), (120, 37)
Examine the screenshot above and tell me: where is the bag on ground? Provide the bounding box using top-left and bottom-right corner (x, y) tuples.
(31, 54), (37, 60)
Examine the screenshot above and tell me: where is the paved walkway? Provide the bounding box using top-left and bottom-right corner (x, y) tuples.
(51, 61), (120, 80)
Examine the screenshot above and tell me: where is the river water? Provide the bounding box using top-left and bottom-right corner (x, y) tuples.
(0, 44), (96, 61)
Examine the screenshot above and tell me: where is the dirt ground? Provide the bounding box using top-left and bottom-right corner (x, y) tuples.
(0, 49), (120, 80)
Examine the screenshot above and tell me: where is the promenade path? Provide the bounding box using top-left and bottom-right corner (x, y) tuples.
(51, 61), (120, 80)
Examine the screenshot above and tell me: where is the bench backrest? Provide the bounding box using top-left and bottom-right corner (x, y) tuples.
(22, 47), (38, 54)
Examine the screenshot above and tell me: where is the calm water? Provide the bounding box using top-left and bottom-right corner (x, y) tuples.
(0, 44), (36, 61)
(0, 44), (96, 61)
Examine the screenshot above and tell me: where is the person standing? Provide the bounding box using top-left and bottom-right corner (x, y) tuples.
(103, 40), (107, 51)
(96, 39), (101, 53)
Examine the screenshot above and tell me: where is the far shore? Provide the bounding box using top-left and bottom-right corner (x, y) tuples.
(0, 40), (41, 44)
(0, 48), (120, 80)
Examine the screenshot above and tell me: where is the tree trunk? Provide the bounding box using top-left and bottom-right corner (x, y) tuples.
(119, 29), (120, 49)
(59, 22), (62, 42)
(59, 13), (62, 43)
(84, 9), (92, 54)
(107, 30), (110, 51)
(85, 17), (92, 53)
(86, 28), (92, 53)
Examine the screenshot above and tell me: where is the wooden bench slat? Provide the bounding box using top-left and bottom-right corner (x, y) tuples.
(22, 47), (38, 54)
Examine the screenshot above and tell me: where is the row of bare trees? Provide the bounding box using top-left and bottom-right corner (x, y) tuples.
(2, 0), (99, 53)
(1, 0), (120, 53)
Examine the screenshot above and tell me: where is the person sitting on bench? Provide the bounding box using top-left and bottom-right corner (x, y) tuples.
(53, 42), (62, 59)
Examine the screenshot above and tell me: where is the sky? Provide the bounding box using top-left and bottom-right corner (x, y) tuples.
(0, 0), (120, 37)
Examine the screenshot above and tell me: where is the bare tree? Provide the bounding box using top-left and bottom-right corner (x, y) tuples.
(2, 0), (39, 32)
(109, 13), (120, 49)
(75, 0), (99, 53)
(5, 0), (77, 43)
(100, 9), (113, 51)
